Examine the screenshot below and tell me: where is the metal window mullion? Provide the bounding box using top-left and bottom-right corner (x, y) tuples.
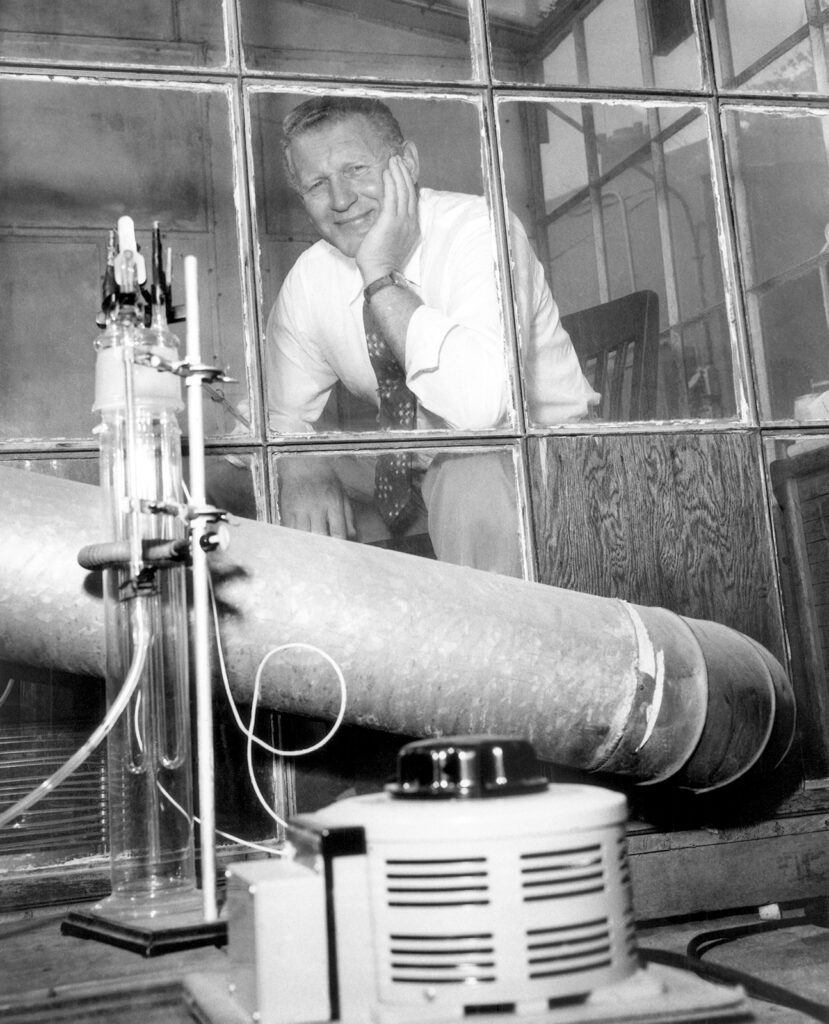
(806, 0), (829, 92)
(634, 0), (687, 415)
(783, 2), (829, 382)
(633, 0), (655, 88)
(487, 92), (539, 579)
(572, 10), (590, 87)
(804, 0), (829, 239)
(719, 103), (772, 418)
(802, 0), (829, 351)
(470, 0), (491, 84)
(693, 3), (757, 423)
(581, 105), (611, 303)
(646, 106), (687, 415)
(709, 0), (736, 89)
(519, 104), (554, 273)
(572, 18), (611, 304)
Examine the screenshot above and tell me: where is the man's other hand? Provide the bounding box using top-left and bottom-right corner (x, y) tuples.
(277, 458), (357, 540)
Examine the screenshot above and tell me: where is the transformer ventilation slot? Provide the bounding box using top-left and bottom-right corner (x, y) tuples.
(389, 932), (497, 984)
(385, 857), (490, 907)
(519, 845), (605, 902)
(526, 918), (613, 979)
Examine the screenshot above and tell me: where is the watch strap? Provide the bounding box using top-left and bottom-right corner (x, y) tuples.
(364, 272), (407, 303)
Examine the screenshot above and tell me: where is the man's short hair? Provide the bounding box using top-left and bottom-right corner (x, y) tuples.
(282, 96), (405, 186)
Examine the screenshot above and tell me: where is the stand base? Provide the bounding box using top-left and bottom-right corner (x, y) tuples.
(185, 963), (752, 1024)
(61, 907), (227, 957)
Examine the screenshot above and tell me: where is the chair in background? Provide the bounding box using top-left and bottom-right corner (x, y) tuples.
(561, 289), (660, 421)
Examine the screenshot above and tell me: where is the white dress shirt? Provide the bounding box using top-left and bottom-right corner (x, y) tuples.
(266, 188), (599, 433)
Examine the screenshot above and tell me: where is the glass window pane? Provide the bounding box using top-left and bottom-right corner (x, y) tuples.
(490, 0), (703, 91)
(272, 446), (526, 577)
(498, 98), (735, 422)
(250, 91), (532, 438)
(205, 451), (263, 520)
(724, 106), (829, 422)
(712, 0), (829, 95)
(0, 0), (227, 69)
(240, 0), (476, 80)
(0, 77), (248, 444)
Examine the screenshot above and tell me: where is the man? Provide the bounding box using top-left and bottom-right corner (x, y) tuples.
(266, 96), (597, 576)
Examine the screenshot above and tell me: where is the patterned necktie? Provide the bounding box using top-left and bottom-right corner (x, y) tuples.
(363, 299), (419, 533)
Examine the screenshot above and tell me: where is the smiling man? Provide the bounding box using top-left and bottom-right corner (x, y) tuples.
(266, 95), (597, 576)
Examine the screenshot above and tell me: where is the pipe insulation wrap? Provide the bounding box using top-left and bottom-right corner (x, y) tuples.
(0, 466), (795, 791)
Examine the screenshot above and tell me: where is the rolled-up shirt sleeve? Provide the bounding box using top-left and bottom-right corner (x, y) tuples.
(402, 192), (597, 430)
(403, 205), (511, 431)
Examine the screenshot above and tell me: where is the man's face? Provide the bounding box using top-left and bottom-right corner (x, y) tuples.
(287, 115), (403, 258)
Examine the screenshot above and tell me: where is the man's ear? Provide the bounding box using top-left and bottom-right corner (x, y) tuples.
(401, 140), (420, 184)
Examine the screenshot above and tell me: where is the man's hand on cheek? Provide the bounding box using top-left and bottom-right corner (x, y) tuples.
(356, 155), (420, 283)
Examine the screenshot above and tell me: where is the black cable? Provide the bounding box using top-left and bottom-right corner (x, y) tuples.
(687, 917), (794, 959)
(639, 928), (829, 1024)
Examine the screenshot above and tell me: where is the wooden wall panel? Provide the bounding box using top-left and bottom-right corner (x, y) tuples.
(528, 431), (785, 661)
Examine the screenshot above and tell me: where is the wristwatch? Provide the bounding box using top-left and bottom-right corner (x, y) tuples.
(363, 271), (409, 304)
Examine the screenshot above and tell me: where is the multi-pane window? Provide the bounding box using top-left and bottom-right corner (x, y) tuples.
(2, 0), (829, 891)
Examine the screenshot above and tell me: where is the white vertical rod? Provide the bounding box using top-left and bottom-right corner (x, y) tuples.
(184, 254), (218, 922)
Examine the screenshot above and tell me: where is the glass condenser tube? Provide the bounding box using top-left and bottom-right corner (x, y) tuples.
(91, 263), (199, 919)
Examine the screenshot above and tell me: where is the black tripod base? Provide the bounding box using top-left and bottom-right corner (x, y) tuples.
(61, 907), (227, 957)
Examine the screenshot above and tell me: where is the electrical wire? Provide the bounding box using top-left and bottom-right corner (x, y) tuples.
(158, 777), (285, 858)
(244, 716), (290, 831)
(0, 602), (153, 831)
(240, 643), (348, 831)
(126, 561), (346, 842)
(0, 677), (15, 711)
(687, 917), (794, 958)
(638, 918), (829, 1023)
(209, 578), (348, 759)
(207, 574), (348, 830)
(248, 645), (348, 757)
(132, 689), (285, 858)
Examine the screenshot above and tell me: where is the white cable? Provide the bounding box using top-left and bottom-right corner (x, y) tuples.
(240, 645), (349, 831)
(206, 574), (348, 830)
(0, 678), (15, 712)
(209, 579), (348, 758)
(0, 602), (152, 831)
(133, 688), (286, 855)
(248, 645), (348, 757)
(245, 729), (291, 830)
(157, 779), (285, 858)
(215, 828), (285, 857)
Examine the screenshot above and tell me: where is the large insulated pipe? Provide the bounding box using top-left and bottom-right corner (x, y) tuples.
(0, 465), (795, 792)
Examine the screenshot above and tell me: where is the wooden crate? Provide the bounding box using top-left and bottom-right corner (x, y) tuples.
(771, 444), (829, 778)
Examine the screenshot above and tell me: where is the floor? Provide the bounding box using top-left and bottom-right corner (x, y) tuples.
(635, 905), (829, 1022)
(0, 901), (826, 1023)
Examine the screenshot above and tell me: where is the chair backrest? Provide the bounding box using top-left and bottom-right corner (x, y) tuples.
(560, 289), (660, 421)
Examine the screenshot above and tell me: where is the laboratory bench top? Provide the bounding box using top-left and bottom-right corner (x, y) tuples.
(0, 901), (827, 1024)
